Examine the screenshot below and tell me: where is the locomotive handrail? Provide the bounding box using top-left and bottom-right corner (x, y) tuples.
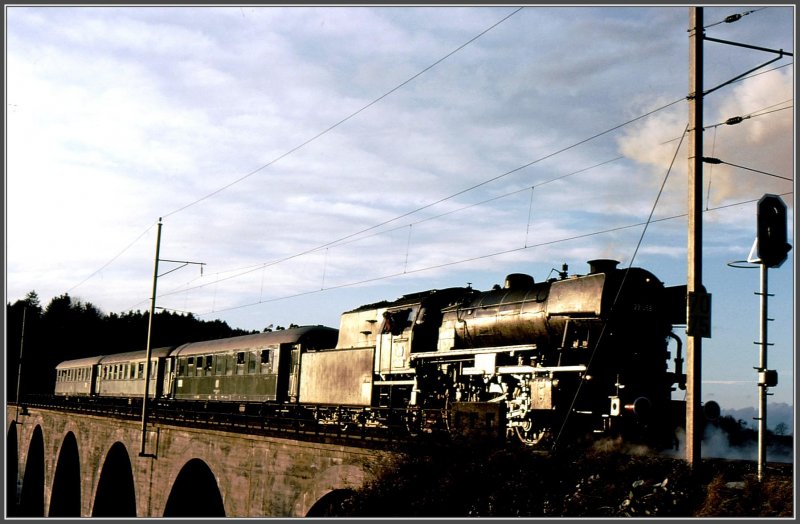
(410, 344), (537, 360)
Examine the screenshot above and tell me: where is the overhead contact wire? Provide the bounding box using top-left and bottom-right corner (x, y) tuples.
(162, 7), (525, 219)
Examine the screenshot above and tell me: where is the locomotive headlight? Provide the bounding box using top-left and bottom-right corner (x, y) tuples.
(624, 397), (652, 419)
(551, 379), (559, 388)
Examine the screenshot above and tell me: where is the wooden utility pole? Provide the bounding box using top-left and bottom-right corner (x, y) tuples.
(686, 6), (704, 467)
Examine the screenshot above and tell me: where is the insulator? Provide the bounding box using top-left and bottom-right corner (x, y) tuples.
(725, 116), (744, 126)
(724, 13), (742, 23)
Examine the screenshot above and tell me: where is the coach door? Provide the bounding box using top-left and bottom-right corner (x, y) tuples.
(282, 344), (302, 402)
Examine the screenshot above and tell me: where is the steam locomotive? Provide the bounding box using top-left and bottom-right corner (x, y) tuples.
(54, 259), (699, 448)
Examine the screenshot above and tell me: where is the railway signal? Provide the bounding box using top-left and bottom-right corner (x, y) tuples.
(756, 194), (791, 268)
(746, 194), (792, 482)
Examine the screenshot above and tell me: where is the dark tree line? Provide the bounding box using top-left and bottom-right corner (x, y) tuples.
(6, 291), (256, 400)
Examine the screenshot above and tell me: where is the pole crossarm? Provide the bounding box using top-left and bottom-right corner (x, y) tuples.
(158, 259), (206, 278)
(704, 35), (793, 57)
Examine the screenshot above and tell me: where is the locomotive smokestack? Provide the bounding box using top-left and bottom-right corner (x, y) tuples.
(588, 259), (619, 274)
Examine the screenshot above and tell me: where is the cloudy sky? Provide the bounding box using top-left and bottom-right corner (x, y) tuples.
(6, 5), (794, 411)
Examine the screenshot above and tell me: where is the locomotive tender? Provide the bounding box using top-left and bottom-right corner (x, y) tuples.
(55, 259), (693, 448)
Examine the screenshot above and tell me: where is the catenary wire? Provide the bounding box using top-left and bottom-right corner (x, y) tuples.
(158, 95), (687, 300)
(161, 7), (524, 219)
(158, 155), (626, 299)
(67, 7), (524, 296)
(69, 51), (793, 302)
(67, 222), (158, 295)
(191, 189), (794, 317)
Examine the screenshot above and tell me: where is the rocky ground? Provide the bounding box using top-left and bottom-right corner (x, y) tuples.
(337, 437), (794, 518)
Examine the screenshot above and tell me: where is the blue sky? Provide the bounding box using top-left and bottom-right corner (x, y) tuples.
(5, 5), (794, 411)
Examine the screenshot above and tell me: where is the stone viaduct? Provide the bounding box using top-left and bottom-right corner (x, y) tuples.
(6, 405), (406, 517)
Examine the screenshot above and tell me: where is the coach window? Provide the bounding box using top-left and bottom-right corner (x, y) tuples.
(205, 355), (214, 373)
(195, 356), (204, 376)
(248, 351), (257, 374)
(236, 352), (246, 375)
(215, 355), (225, 375)
(260, 349), (271, 373)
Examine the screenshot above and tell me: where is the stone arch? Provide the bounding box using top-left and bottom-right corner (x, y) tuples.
(163, 458), (225, 517)
(6, 422), (19, 516)
(91, 441), (137, 516)
(48, 431), (81, 516)
(294, 464), (372, 517)
(18, 424), (45, 516)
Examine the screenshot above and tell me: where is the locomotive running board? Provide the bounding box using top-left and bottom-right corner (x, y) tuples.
(409, 344), (537, 361)
(496, 364), (587, 375)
